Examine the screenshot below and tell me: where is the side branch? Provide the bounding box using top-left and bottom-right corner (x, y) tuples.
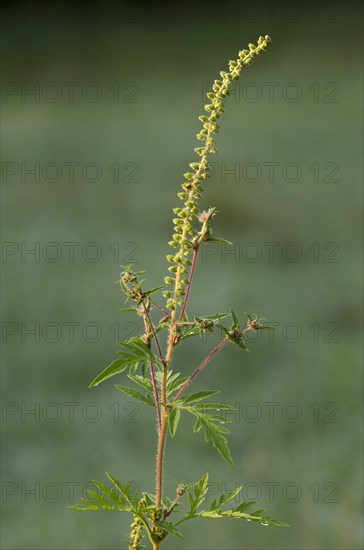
(141, 304), (162, 431)
(173, 337), (228, 402)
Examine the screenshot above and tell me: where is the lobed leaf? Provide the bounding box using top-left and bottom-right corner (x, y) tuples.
(183, 408), (234, 467)
(177, 390), (220, 405)
(89, 358), (134, 388)
(115, 385), (155, 406)
(158, 520), (184, 539)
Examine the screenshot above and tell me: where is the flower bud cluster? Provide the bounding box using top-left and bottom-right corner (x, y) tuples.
(119, 266), (146, 306)
(164, 36), (271, 311)
(129, 515), (143, 550)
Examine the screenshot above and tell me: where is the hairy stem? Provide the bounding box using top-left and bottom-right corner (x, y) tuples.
(141, 305), (162, 431)
(153, 36), (272, 542)
(143, 305), (163, 360)
(154, 59), (222, 524)
(155, 408), (169, 510)
(173, 338), (228, 402)
(150, 360), (161, 432)
(149, 298), (170, 318)
(179, 246), (199, 320)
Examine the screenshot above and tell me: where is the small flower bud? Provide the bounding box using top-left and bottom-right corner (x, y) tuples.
(164, 277), (174, 285)
(183, 172), (194, 180)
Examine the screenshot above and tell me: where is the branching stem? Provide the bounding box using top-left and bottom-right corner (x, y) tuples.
(173, 337), (228, 402)
(141, 304), (162, 431)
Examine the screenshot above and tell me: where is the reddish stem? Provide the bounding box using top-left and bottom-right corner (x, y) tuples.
(173, 337), (228, 402)
(149, 298), (170, 318)
(141, 304), (162, 431)
(179, 247), (199, 320)
(143, 306), (163, 360)
(149, 360), (162, 431)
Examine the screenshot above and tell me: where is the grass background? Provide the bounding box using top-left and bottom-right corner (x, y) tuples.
(1, 0), (363, 548)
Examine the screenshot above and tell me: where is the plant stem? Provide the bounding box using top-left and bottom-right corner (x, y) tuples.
(149, 360), (161, 432)
(143, 305), (163, 361)
(173, 337), (228, 402)
(141, 304), (162, 431)
(149, 298), (170, 318)
(152, 40), (272, 541)
(179, 246), (199, 320)
(153, 121), (216, 522)
(155, 408), (169, 509)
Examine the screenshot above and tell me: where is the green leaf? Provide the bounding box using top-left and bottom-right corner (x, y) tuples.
(106, 473), (135, 508)
(127, 374), (154, 393)
(205, 236), (233, 245)
(158, 521), (184, 539)
(197, 510), (222, 518)
(168, 408), (181, 437)
(194, 402), (236, 411)
(86, 489), (114, 510)
(193, 417), (203, 432)
(115, 385), (155, 406)
(183, 408), (234, 467)
(89, 358), (133, 388)
(118, 307), (139, 313)
(200, 312), (230, 320)
(69, 475), (139, 514)
(185, 473), (209, 515)
(222, 509), (289, 526)
(68, 502), (99, 511)
(144, 286), (165, 296)
(168, 375), (190, 395)
(236, 339), (249, 350)
(90, 481), (124, 507)
(128, 361), (139, 375)
(178, 390), (219, 405)
(230, 308), (239, 328)
(166, 372), (190, 396)
(234, 501), (257, 512)
(216, 486), (242, 507)
(120, 337), (154, 361)
(89, 335), (164, 388)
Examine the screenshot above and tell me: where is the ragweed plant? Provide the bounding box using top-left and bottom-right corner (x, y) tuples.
(71, 35), (288, 549)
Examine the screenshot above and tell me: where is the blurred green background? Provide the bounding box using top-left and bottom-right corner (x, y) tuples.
(1, 1), (362, 549)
